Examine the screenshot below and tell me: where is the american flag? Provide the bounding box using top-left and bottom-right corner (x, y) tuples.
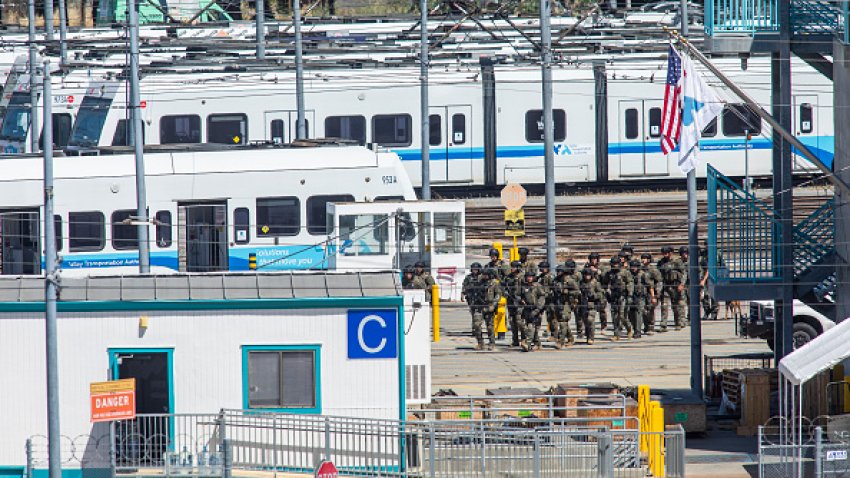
(660, 45), (682, 155)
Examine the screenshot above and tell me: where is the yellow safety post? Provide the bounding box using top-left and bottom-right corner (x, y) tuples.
(431, 284), (440, 342)
(510, 236), (519, 262)
(650, 401), (665, 477)
(638, 385), (650, 454)
(494, 297), (508, 335)
(492, 241), (504, 260)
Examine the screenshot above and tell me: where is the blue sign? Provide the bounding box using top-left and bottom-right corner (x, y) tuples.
(347, 310), (398, 359)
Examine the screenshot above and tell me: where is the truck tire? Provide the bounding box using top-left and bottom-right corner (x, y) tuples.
(766, 321), (819, 351)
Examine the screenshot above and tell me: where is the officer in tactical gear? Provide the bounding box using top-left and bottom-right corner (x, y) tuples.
(606, 256), (634, 340)
(476, 268), (500, 350)
(404, 264), (428, 291)
(700, 242), (719, 321)
(519, 271), (545, 351)
(486, 248), (509, 280)
(462, 263), (484, 347)
(627, 259), (653, 339)
(518, 247), (537, 275)
(621, 244), (635, 261)
(537, 261), (557, 342)
(504, 260), (525, 346)
(554, 263), (577, 348)
(675, 246), (690, 326)
(563, 259), (584, 337)
(585, 252), (609, 331)
(414, 261), (436, 301)
(657, 246), (675, 332)
(578, 267), (604, 345)
(640, 253), (663, 335)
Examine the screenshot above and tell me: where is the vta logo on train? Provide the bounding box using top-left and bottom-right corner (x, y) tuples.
(347, 310), (398, 359)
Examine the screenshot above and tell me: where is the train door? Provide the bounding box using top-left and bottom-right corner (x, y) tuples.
(793, 95), (819, 171)
(177, 202), (228, 272)
(263, 110), (315, 143)
(0, 210), (40, 275)
(428, 105), (474, 183)
(618, 100), (668, 177)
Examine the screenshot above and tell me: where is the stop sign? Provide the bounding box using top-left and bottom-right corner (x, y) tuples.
(315, 461), (338, 478)
(501, 183), (527, 211)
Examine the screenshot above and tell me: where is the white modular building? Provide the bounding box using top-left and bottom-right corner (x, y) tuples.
(0, 271), (431, 474)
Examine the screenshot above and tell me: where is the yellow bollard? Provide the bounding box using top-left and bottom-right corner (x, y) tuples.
(431, 284), (440, 342)
(492, 242), (504, 260)
(650, 402), (665, 477)
(494, 297), (508, 334)
(638, 385), (650, 454)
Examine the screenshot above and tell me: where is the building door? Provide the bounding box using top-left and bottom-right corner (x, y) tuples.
(618, 100), (668, 177)
(177, 203), (228, 272)
(263, 110), (315, 143)
(428, 105), (474, 183)
(0, 210), (40, 275)
(110, 349), (173, 467)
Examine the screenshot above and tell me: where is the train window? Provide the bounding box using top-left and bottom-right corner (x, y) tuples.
(54, 215), (62, 252)
(307, 195), (354, 236)
(525, 109), (566, 142)
(648, 108), (662, 138)
(270, 119), (285, 144)
(208, 114), (248, 145)
(161, 115), (201, 144)
(452, 114), (466, 145)
(625, 109), (639, 139)
(800, 103), (814, 134)
(155, 211), (172, 248)
(722, 104), (761, 137)
(67, 95), (112, 148)
(111, 119), (146, 146)
(702, 118), (718, 138)
(111, 209), (138, 251)
(257, 197), (300, 237)
(234, 207), (250, 244)
(38, 113), (73, 150)
(372, 114), (412, 147)
(429, 115), (441, 146)
(325, 115), (366, 145)
(375, 195), (405, 201)
(69, 211), (105, 252)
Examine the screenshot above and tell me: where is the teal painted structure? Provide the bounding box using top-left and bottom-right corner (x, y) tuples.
(241, 344), (323, 414)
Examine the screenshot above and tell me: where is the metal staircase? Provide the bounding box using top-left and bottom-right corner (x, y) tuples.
(793, 198), (836, 317)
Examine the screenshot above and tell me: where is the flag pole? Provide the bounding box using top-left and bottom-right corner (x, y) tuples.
(665, 27), (850, 197)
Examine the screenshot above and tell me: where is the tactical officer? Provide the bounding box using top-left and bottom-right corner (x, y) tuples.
(462, 263), (484, 347)
(578, 267), (604, 345)
(486, 248), (509, 280)
(477, 268), (501, 350)
(537, 261), (557, 342)
(640, 253), (663, 335)
(628, 259), (653, 339)
(504, 260), (525, 346)
(554, 263), (577, 348)
(414, 261), (436, 301)
(586, 252), (610, 331)
(669, 247), (689, 329)
(404, 264), (427, 291)
(518, 247), (537, 275)
(519, 271), (546, 351)
(700, 244), (719, 321)
(621, 244), (635, 261)
(657, 246), (675, 331)
(564, 259), (584, 338)
(606, 256), (633, 340)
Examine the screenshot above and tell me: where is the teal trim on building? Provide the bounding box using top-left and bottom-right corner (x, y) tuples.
(0, 467), (24, 478)
(241, 345), (322, 414)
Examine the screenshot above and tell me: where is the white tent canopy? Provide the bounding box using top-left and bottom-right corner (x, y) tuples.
(779, 317), (850, 386)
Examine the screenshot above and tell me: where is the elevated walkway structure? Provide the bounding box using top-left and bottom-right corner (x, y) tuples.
(707, 165), (835, 316)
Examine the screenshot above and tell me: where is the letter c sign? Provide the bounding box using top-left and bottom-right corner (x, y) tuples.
(347, 310), (398, 359)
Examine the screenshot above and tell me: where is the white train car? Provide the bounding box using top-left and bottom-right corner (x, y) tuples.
(0, 143), (415, 275)
(48, 53), (834, 188)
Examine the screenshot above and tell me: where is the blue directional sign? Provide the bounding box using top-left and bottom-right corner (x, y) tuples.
(347, 309), (398, 359)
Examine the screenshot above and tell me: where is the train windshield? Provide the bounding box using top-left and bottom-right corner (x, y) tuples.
(67, 95), (113, 147)
(0, 93), (32, 141)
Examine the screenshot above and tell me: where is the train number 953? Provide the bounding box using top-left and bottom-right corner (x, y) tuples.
(381, 175), (397, 184)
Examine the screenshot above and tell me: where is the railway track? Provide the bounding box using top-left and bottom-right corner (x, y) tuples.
(464, 191), (832, 261)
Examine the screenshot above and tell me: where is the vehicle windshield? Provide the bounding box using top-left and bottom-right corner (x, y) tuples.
(0, 93), (33, 141)
(67, 95), (113, 147)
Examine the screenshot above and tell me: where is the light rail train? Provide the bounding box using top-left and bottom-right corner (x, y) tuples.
(0, 143), (414, 275)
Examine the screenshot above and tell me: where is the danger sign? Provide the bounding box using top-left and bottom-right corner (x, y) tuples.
(90, 378), (136, 423)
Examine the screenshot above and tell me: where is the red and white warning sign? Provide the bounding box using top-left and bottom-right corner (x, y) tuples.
(314, 460), (338, 478)
(90, 378), (136, 423)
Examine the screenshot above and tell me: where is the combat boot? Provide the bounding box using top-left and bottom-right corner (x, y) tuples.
(554, 339), (563, 350)
(474, 342), (484, 351)
(587, 338), (594, 345)
(567, 337), (575, 346)
(520, 340), (529, 352)
(626, 330), (633, 339)
(487, 343), (495, 351)
(612, 334), (619, 341)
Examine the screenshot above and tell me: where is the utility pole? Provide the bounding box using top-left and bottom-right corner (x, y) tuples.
(28, 0), (39, 153)
(294, 0), (306, 140)
(44, 0), (54, 42)
(255, 0), (265, 59)
(540, 0), (556, 266)
(679, 0), (688, 36)
(57, 0), (67, 65)
(420, 0), (431, 200)
(128, 0), (150, 273)
(42, 60), (61, 478)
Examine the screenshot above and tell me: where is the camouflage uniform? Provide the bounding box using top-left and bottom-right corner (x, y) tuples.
(486, 259), (510, 281)
(503, 263), (525, 346)
(641, 255), (663, 334)
(606, 258), (634, 339)
(477, 272), (501, 350)
(578, 269), (605, 344)
(537, 264), (558, 341)
(414, 262), (436, 302)
(553, 266), (576, 348)
(627, 261), (652, 339)
(699, 250), (719, 321)
(584, 254), (609, 331)
(668, 256), (688, 329)
(461, 265), (484, 346)
(519, 275), (546, 351)
(657, 249), (674, 331)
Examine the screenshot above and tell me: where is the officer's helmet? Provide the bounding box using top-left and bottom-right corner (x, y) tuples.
(415, 261), (426, 269)
(489, 248), (499, 257)
(565, 259), (577, 269)
(524, 271), (536, 280)
(679, 246), (688, 255)
(404, 265), (415, 275)
(555, 264), (566, 274)
(518, 247), (530, 256)
(610, 256), (619, 265)
(629, 259), (640, 268)
(582, 267), (593, 278)
(621, 243), (634, 254)
(641, 253), (652, 261)
(510, 260), (522, 269)
(661, 246), (673, 254)
(588, 252), (600, 260)
(539, 261), (550, 270)
(470, 262), (482, 272)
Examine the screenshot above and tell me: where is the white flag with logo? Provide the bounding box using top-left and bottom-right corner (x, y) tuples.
(678, 54), (723, 175)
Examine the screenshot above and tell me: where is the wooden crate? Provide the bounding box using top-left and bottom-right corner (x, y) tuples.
(553, 382), (620, 418)
(425, 399), (486, 420)
(652, 389), (707, 433)
(737, 370), (772, 436)
(577, 397), (631, 429)
(484, 387), (550, 419)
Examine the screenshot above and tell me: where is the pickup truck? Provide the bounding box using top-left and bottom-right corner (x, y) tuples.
(741, 300), (836, 351)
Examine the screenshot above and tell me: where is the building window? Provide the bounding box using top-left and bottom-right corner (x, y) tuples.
(155, 210), (172, 248)
(256, 197), (300, 237)
(208, 114), (248, 145)
(325, 115), (366, 145)
(244, 346), (320, 412)
(722, 104), (761, 137)
(234, 207), (250, 244)
(625, 108), (639, 139)
(525, 109), (566, 143)
(372, 114), (412, 147)
(112, 119), (146, 146)
(702, 117), (718, 138)
(307, 195), (354, 236)
(69, 211), (105, 252)
(161, 115), (201, 144)
(111, 209), (138, 250)
(428, 114), (441, 146)
(799, 103), (814, 134)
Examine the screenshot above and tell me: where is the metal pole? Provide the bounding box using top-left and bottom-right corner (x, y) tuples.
(679, 0), (688, 36)
(42, 61), (61, 478)
(540, 0), (556, 266)
(44, 0), (54, 42)
(255, 0), (265, 59)
(419, 0), (431, 200)
(28, 0), (39, 154)
(294, 0), (306, 140)
(688, 169), (702, 399)
(815, 426), (823, 478)
(744, 130), (750, 190)
(128, 0), (150, 273)
(57, 0), (67, 65)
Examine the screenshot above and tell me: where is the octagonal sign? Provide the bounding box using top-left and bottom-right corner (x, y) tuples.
(501, 183), (527, 211)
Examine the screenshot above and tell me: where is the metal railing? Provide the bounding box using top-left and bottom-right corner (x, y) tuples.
(758, 425), (850, 478)
(793, 198), (834, 277)
(705, 0), (779, 36)
(26, 410), (687, 478)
